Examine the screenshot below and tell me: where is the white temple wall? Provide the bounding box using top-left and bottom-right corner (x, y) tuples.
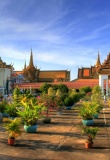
(99, 74), (108, 96)
(0, 68), (11, 87)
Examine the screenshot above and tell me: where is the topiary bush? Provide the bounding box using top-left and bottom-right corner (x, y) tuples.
(70, 93), (80, 103)
(64, 96), (74, 106)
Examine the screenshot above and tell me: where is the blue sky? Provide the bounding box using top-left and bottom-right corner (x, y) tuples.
(0, 0), (110, 80)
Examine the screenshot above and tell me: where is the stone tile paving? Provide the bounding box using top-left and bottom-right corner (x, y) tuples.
(0, 102), (110, 160)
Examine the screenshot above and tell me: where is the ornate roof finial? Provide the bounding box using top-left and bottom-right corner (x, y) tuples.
(29, 48), (34, 67)
(95, 51), (101, 67)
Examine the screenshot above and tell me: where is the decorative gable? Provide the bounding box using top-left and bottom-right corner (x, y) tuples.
(98, 53), (110, 74)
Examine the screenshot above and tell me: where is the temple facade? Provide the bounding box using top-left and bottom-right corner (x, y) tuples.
(13, 49), (70, 83)
(78, 53), (110, 79)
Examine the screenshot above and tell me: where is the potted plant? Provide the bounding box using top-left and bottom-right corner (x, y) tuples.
(79, 101), (96, 126)
(64, 96), (74, 110)
(3, 117), (22, 145)
(81, 126), (99, 148)
(54, 96), (64, 114)
(37, 94), (56, 123)
(0, 100), (9, 118)
(17, 98), (46, 132)
(55, 89), (65, 114)
(4, 102), (18, 119)
(92, 101), (102, 119)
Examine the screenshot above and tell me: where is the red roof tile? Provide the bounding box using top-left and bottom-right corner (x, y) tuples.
(14, 79), (100, 89)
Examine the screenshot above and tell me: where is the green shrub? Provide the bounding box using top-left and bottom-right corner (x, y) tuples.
(64, 96), (74, 106)
(39, 83), (52, 93)
(5, 102), (18, 117)
(70, 93), (80, 103)
(79, 101), (97, 120)
(57, 83), (69, 93)
(80, 86), (92, 94)
(60, 93), (68, 101)
(48, 87), (55, 96)
(0, 100), (8, 113)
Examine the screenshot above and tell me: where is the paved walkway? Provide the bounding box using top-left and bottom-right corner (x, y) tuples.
(0, 102), (110, 160)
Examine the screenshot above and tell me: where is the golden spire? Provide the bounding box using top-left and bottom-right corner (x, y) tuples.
(95, 52), (101, 67)
(29, 48), (34, 66)
(107, 53), (110, 60)
(24, 60), (26, 69)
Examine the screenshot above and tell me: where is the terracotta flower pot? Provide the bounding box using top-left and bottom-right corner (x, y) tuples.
(85, 142), (93, 148)
(8, 138), (15, 146)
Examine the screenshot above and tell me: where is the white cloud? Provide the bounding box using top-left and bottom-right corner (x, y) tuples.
(0, 46), (27, 60)
(0, 0), (110, 80)
(0, 44), (97, 67)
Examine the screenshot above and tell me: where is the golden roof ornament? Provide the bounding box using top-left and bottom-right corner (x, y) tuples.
(29, 48), (34, 67)
(95, 52), (101, 67)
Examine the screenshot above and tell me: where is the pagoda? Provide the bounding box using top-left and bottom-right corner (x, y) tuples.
(22, 49), (39, 82)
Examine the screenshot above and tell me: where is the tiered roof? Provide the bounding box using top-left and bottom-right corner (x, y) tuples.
(98, 53), (110, 74)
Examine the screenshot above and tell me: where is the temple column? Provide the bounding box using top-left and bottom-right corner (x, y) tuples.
(106, 79), (108, 96)
(99, 74), (108, 96)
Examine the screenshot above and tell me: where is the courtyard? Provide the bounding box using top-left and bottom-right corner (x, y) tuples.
(0, 102), (110, 160)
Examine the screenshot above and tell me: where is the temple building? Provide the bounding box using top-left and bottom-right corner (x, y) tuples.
(0, 57), (14, 95)
(77, 52), (110, 80)
(78, 52), (101, 79)
(1, 50), (110, 94)
(13, 49), (70, 83)
(13, 52), (110, 92)
(69, 52), (110, 94)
